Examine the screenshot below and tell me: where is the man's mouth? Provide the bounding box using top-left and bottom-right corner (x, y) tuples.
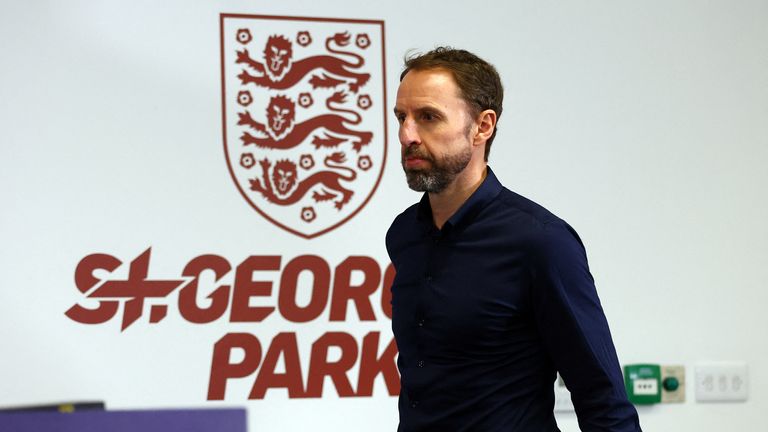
(403, 148), (432, 169)
(403, 156), (431, 169)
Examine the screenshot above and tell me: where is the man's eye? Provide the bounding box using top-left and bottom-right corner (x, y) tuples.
(395, 114), (405, 123)
(421, 112), (436, 121)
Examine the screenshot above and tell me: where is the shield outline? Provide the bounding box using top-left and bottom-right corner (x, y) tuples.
(219, 13), (388, 239)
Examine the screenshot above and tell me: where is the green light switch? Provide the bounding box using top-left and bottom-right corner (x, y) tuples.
(624, 364), (662, 404)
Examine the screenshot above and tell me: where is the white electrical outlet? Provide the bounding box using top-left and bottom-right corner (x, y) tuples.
(554, 373), (574, 412)
(695, 362), (748, 402)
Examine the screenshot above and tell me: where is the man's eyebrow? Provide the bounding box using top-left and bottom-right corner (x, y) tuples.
(392, 105), (445, 116)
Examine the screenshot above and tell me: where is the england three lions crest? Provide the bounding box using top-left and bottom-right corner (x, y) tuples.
(220, 14), (387, 239)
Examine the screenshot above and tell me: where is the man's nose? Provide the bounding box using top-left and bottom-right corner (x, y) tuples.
(398, 119), (421, 147)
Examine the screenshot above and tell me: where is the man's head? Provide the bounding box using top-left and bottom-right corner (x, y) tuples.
(394, 47), (502, 193)
(400, 47), (503, 160)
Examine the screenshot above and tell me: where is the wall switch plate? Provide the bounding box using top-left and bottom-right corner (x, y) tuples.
(695, 362), (748, 402)
(554, 373), (574, 412)
(660, 365), (685, 403)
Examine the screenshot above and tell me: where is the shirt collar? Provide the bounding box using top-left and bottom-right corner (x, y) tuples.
(416, 166), (504, 231)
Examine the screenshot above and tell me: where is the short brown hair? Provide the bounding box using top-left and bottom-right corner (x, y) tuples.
(400, 47), (504, 160)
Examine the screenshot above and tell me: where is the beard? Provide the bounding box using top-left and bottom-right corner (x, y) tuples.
(402, 144), (472, 193)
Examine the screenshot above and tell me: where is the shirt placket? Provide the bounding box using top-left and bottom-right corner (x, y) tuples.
(409, 227), (445, 409)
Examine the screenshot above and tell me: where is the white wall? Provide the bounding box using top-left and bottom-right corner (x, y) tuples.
(1, 1), (766, 431)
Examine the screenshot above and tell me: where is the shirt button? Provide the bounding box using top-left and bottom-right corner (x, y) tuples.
(417, 318), (425, 327)
(411, 400), (419, 408)
(424, 275), (432, 282)
(417, 360), (425, 368)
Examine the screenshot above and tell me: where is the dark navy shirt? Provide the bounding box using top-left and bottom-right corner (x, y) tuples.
(385, 167), (640, 431)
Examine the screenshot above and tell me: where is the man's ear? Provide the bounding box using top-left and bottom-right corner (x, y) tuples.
(473, 109), (497, 146)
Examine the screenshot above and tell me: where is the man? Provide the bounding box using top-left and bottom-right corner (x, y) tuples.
(386, 47), (641, 431)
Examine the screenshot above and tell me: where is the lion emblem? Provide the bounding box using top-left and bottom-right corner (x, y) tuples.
(238, 90), (372, 152)
(250, 152), (356, 210)
(236, 32), (370, 93)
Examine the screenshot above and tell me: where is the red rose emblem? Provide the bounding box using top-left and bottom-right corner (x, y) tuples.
(240, 153), (255, 169)
(236, 28), (252, 45)
(296, 31), (312, 47)
(357, 155), (373, 171)
(299, 154), (315, 170)
(357, 94), (372, 110)
(237, 90), (253, 107)
(355, 33), (370, 49)
(298, 92), (314, 108)
(301, 206), (316, 222)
